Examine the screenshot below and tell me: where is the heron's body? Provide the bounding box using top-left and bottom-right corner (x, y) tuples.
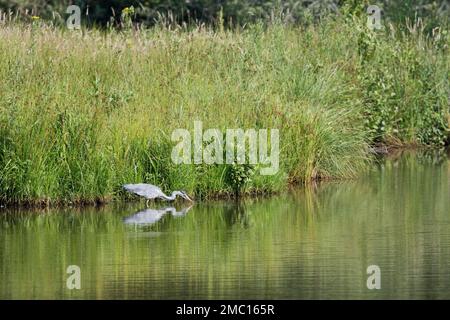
(123, 183), (192, 204)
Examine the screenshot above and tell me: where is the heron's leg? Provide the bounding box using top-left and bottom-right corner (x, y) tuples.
(146, 199), (150, 207)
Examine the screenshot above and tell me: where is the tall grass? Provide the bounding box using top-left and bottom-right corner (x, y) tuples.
(0, 16), (448, 205)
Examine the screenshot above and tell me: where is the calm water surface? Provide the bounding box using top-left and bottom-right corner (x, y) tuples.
(1, 153), (450, 299)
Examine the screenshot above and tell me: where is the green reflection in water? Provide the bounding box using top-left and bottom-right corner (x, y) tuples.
(1, 152), (450, 299)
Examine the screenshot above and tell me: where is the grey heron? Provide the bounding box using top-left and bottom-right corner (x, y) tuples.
(123, 183), (193, 206)
(124, 205), (193, 226)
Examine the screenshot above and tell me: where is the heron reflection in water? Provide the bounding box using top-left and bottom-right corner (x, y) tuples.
(124, 205), (193, 226)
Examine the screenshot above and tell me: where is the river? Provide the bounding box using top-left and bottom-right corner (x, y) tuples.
(1, 152), (450, 299)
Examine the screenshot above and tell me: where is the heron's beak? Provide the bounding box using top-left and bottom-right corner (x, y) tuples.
(185, 194), (193, 202)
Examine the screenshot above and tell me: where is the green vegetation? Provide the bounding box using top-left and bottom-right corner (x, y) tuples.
(0, 11), (448, 206)
(358, 21), (449, 146)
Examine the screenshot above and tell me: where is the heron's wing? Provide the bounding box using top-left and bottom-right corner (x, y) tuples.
(123, 183), (163, 199)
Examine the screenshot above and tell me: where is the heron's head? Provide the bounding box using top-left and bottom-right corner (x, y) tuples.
(178, 191), (193, 202)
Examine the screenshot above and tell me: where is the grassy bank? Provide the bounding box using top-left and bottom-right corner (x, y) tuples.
(0, 17), (448, 206)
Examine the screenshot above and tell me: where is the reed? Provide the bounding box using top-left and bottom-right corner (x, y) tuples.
(0, 17), (448, 206)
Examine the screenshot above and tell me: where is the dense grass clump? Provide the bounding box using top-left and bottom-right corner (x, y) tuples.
(0, 17), (448, 206)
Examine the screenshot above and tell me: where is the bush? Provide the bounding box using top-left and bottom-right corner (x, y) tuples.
(357, 19), (449, 146)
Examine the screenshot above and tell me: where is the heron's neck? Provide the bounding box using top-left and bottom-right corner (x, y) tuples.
(162, 192), (177, 201)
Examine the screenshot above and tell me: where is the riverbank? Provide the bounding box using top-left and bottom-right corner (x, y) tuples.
(0, 17), (449, 206)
